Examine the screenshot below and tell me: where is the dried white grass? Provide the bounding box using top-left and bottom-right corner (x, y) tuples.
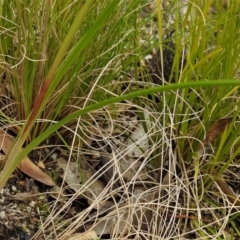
(30, 81), (233, 240)
(3, 56), (235, 240)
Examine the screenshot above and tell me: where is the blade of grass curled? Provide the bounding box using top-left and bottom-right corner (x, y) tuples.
(0, 80), (239, 190)
(24, 80), (240, 149)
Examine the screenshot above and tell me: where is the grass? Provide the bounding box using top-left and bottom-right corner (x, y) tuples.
(0, 0), (240, 239)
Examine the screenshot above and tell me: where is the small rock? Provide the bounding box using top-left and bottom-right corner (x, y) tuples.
(11, 185), (17, 192)
(51, 153), (58, 160)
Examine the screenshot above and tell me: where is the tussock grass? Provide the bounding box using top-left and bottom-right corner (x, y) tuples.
(0, 0), (240, 239)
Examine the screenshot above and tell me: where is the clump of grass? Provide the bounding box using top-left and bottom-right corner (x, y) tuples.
(1, 0), (240, 239)
(0, 0), (142, 187)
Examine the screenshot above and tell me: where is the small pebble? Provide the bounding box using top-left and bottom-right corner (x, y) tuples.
(44, 148), (50, 154)
(11, 186), (17, 192)
(51, 153), (58, 160)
